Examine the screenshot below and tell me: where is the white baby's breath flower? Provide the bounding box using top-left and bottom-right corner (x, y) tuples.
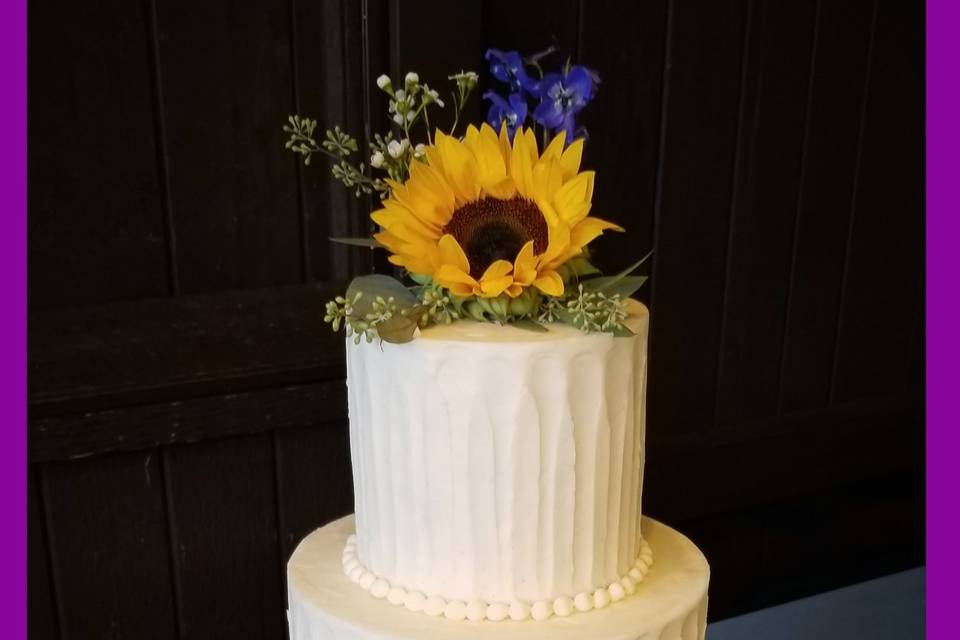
(406, 110), (416, 122)
(387, 139), (410, 158)
(376, 74), (391, 90)
(448, 70), (479, 90)
(405, 72), (419, 85)
(370, 151), (384, 168)
(414, 143), (426, 157)
(392, 113), (404, 125)
(394, 89), (406, 102)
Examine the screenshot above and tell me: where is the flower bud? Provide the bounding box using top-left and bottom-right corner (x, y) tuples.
(370, 151), (384, 168)
(376, 74), (392, 91)
(387, 139), (409, 158)
(404, 71), (419, 87)
(509, 291), (535, 317)
(464, 301), (486, 322)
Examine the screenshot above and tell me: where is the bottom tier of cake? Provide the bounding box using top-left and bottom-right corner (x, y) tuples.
(288, 515), (710, 640)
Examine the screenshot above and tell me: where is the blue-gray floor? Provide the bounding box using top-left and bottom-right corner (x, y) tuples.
(709, 568), (925, 639)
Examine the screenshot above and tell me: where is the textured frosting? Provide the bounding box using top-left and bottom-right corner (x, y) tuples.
(288, 515), (710, 640)
(340, 533), (653, 622)
(345, 301), (649, 606)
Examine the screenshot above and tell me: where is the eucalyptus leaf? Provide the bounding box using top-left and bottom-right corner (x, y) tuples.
(582, 275), (648, 299)
(329, 236), (384, 249)
(512, 319), (549, 333)
(346, 274), (420, 317)
(375, 312), (420, 344)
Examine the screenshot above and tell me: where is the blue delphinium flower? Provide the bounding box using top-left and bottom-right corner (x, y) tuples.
(485, 49), (537, 94)
(532, 66), (596, 140)
(483, 91), (528, 138)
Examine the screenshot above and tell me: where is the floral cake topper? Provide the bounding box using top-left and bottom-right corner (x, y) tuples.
(284, 48), (650, 343)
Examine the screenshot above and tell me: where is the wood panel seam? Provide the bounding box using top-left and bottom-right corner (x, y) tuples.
(828, 0), (879, 403)
(144, 0), (180, 296)
(37, 467), (67, 640)
(712, 0), (756, 429)
(159, 447), (186, 639)
(776, 0), (824, 413)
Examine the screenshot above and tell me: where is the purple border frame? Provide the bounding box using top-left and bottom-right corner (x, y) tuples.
(5, 1), (942, 639)
(6, 0), (26, 636)
(928, 1), (954, 638)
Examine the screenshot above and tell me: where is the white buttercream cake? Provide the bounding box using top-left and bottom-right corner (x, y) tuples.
(286, 300), (710, 637)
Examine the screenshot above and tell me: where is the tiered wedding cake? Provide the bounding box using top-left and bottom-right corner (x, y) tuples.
(286, 301), (710, 639)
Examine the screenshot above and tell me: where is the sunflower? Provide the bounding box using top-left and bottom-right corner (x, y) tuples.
(372, 124), (622, 298)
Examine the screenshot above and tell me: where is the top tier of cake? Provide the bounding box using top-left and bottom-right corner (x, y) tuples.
(345, 301), (650, 608)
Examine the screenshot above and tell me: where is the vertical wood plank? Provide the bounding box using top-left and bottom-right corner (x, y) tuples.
(577, 0), (668, 282)
(166, 435), (284, 639)
(28, 0), (169, 309)
(777, 0), (876, 412)
(275, 422), (354, 561)
(293, 0), (371, 282)
(155, 0), (302, 293)
(360, 0), (393, 274)
(388, 0), (484, 134)
(714, 0), (818, 426)
(647, 0), (750, 436)
(482, 0), (580, 58)
(831, 0), (923, 401)
(42, 451), (178, 639)
(28, 468), (59, 640)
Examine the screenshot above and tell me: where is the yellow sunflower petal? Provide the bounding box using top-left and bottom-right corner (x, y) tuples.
(560, 137), (584, 180)
(542, 130), (567, 161)
(512, 240), (538, 285)
(531, 160), (564, 203)
(570, 216), (625, 248)
(485, 176), (517, 199)
(481, 259), (513, 279)
(553, 171), (592, 210)
(444, 135), (483, 203)
(466, 123), (508, 191)
(477, 259), (514, 297)
(510, 129), (536, 198)
(437, 234), (471, 274)
(434, 264), (478, 297)
(498, 122), (513, 173)
(539, 223), (572, 268)
(533, 269), (564, 297)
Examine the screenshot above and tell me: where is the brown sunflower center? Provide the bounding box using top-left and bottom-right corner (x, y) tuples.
(443, 196), (548, 279)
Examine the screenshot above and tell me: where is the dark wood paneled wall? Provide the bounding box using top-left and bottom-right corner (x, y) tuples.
(28, 0), (923, 638)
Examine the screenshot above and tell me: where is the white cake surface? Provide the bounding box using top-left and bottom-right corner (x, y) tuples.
(288, 514), (709, 640)
(345, 302), (650, 610)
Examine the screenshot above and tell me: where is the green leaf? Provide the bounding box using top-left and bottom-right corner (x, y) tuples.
(581, 248), (654, 295)
(407, 272), (433, 286)
(582, 275), (649, 299)
(376, 305), (424, 344)
(329, 237), (384, 249)
(548, 306), (577, 326)
(563, 256), (600, 278)
(347, 274), (420, 317)
(511, 319), (549, 333)
(611, 324), (636, 338)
